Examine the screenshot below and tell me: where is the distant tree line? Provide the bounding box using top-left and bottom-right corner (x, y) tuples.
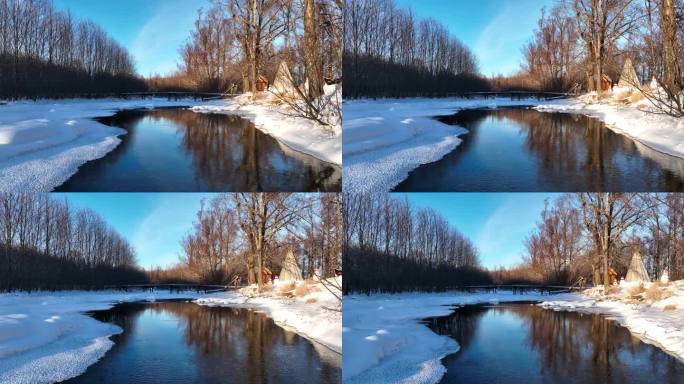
(165, 193), (342, 288)
(510, 193), (684, 287)
(0, 0), (145, 99)
(343, 193), (489, 294)
(343, 0), (489, 98)
(0, 193), (146, 291)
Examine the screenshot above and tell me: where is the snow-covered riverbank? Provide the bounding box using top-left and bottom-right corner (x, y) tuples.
(0, 95), (340, 192)
(192, 90), (341, 166)
(343, 96), (684, 192)
(344, 284), (684, 384)
(0, 281), (341, 384)
(542, 280), (684, 365)
(537, 96), (684, 161)
(343, 291), (575, 384)
(196, 277), (342, 354)
(0, 290), (204, 384)
(343, 98), (560, 193)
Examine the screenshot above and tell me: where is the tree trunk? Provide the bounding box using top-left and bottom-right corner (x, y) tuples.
(661, 0), (682, 95)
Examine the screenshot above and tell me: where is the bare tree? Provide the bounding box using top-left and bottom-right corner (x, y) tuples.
(576, 193), (649, 286)
(569, 0), (640, 93)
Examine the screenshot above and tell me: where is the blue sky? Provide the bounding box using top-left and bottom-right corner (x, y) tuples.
(54, 193), (557, 271)
(396, 0), (555, 76)
(406, 193), (560, 269)
(53, 193), (213, 270)
(53, 0), (553, 77)
(53, 0), (211, 76)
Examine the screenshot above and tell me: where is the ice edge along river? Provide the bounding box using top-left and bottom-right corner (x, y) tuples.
(343, 96), (684, 193)
(0, 283), (342, 384)
(0, 94), (342, 193)
(343, 285), (684, 384)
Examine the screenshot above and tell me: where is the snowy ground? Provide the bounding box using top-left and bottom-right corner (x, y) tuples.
(0, 290), (205, 384)
(344, 283), (684, 384)
(195, 277), (342, 354)
(344, 94), (684, 193)
(0, 280), (341, 384)
(343, 291), (574, 384)
(191, 87), (341, 166)
(0, 95), (340, 192)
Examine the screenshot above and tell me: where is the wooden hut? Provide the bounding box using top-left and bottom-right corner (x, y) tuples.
(608, 267), (619, 285)
(601, 74), (613, 92)
(256, 75), (269, 92)
(261, 266), (273, 284)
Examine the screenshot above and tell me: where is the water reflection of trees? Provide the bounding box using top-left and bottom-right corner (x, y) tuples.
(156, 109), (341, 191)
(414, 108), (684, 192)
(509, 305), (682, 383)
(60, 109), (341, 191)
(430, 304), (684, 384)
(486, 108), (684, 191)
(146, 302), (340, 384)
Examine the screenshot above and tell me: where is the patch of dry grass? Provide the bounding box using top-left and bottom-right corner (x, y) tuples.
(664, 304), (677, 312)
(605, 285), (620, 295)
(645, 282), (672, 302)
(305, 298), (317, 304)
(628, 283), (645, 297)
(277, 281), (297, 297)
(294, 282), (311, 297)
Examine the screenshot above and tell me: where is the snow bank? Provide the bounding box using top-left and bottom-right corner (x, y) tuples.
(343, 290), (574, 384)
(0, 290), (204, 384)
(191, 89), (342, 165)
(195, 277), (342, 354)
(537, 94), (684, 161)
(0, 98), (204, 192)
(343, 98), (556, 193)
(541, 280), (684, 364)
(0, 94), (340, 192)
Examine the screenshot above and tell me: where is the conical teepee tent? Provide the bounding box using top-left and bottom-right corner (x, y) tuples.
(617, 58), (640, 89)
(272, 61), (294, 96)
(279, 249), (303, 281)
(625, 251), (650, 282)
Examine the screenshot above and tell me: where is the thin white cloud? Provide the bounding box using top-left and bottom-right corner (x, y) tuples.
(474, 0), (549, 76)
(475, 195), (546, 268)
(132, 195), (199, 269)
(131, 0), (202, 76)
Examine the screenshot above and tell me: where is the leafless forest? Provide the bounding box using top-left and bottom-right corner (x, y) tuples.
(343, 193), (684, 293)
(0, 0), (145, 99)
(1, 0), (342, 112)
(343, 193), (489, 294)
(0, 193), (145, 291)
(148, 193), (342, 288)
(512, 0), (683, 111)
(151, 0), (342, 104)
(502, 193), (684, 287)
(343, 0), (489, 98)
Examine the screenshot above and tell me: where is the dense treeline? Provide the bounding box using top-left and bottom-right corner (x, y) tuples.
(343, 0), (488, 98)
(343, 193), (487, 294)
(0, 0), (144, 99)
(0, 193), (146, 291)
(515, 193), (684, 286)
(164, 193), (342, 288)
